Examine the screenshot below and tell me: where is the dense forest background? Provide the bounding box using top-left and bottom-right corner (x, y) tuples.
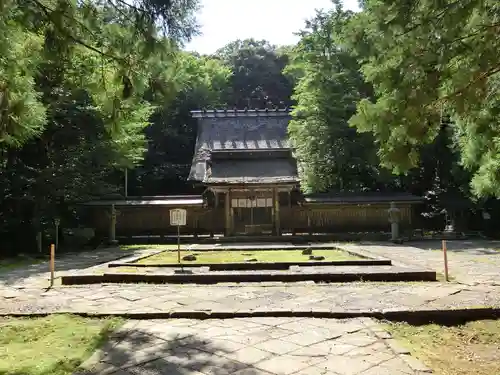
(1, 0), (499, 254)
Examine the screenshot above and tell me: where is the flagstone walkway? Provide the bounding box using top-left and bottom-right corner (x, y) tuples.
(1, 283), (499, 316)
(336, 240), (500, 285)
(0, 247), (158, 287)
(77, 317), (432, 375)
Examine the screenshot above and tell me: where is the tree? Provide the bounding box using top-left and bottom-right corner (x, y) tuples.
(286, 3), (378, 193)
(1, 0), (199, 149)
(215, 39), (294, 109)
(346, 0), (500, 197)
(130, 52), (231, 195)
(0, 0), (200, 253)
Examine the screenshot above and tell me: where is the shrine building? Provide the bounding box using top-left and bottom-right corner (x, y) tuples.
(84, 109), (423, 241)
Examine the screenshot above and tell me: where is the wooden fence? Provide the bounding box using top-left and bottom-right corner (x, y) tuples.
(281, 204), (413, 233)
(89, 202), (415, 238)
(90, 206), (225, 237)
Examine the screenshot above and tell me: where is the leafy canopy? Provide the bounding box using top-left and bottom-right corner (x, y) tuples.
(347, 0), (500, 197)
(0, 0), (199, 158)
(287, 2), (377, 193)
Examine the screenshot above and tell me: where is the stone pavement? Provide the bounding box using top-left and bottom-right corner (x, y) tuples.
(0, 247), (159, 287)
(1, 283), (499, 315)
(336, 240), (500, 286)
(77, 317), (432, 375)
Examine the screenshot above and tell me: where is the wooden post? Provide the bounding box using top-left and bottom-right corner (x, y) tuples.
(124, 168), (128, 198)
(274, 188), (280, 236)
(442, 240), (449, 281)
(49, 244), (55, 287)
(54, 218), (60, 252)
(307, 210), (312, 235)
(224, 190), (231, 236)
(109, 204), (117, 244)
(194, 213), (199, 239)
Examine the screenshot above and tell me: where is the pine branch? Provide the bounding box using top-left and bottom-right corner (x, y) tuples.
(434, 64), (500, 106)
(30, 0), (124, 62)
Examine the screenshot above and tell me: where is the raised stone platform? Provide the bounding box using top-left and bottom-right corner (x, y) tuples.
(61, 265), (436, 285)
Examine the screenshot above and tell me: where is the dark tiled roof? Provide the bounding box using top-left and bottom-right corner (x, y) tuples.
(304, 192), (423, 204)
(189, 110), (294, 182)
(205, 158), (298, 184)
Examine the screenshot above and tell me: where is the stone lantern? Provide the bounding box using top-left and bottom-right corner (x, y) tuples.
(387, 201), (401, 242)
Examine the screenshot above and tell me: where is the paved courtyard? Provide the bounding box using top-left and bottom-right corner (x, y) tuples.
(1, 240), (500, 375)
(77, 317), (431, 375)
(336, 240), (500, 285)
(1, 283), (499, 316)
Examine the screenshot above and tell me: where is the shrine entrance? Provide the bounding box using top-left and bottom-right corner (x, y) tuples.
(232, 193), (274, 235)
(209, 184), (296, 236)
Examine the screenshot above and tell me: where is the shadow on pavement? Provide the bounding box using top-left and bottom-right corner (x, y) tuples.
(75, 323), (262, 375)
(0, 248), (143, 286)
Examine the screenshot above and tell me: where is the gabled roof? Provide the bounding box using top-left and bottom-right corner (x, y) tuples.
(189, 109), (294, 183)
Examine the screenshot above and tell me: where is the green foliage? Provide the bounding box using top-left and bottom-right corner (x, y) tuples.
(346, 0), (500, 197)
(1, 0), (199, 150)
(216, 39), (294, 109)
(0, 1), (46, 147)
(131, 52), (231, 194)
(287, 2), (378, 193)
(0, 0), (201, 253)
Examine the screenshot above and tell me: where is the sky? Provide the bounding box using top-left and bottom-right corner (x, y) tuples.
(185, 0), (360, 55)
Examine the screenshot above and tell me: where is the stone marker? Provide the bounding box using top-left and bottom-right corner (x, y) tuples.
(182, 254), (197, 261)
(387, 201), (401, 242)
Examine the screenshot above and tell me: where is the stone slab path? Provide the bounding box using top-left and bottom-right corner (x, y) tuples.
(336, 240), (500, 285)
(1, 283), (499, 315)
(0, 247), (159, 287)
(77, 317), (431, 375)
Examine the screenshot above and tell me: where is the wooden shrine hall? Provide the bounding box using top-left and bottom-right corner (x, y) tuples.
(189, 109), (298, 236)
(84, 109), (423, 240)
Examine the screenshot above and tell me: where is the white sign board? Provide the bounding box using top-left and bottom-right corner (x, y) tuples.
(170, 208), (187, 226)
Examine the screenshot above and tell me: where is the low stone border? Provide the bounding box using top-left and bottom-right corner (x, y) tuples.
(2, 307), (499, 325)
(61, 269), (437, 285)
(108, 259), (392, 270)
(112, 246), (388, 267)
(115, 248), (167, 264)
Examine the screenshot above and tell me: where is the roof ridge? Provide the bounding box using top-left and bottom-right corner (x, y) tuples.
(191, 108), (291, 118)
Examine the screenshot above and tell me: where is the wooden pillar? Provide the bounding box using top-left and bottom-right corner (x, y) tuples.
(274, 188), (280, 236)
(307, 209), (312, 235)
(225, 190), (231, 236)
(193, 210), (199, 239)
(229, 189), (234, 235)
(109, 204), (117, 245)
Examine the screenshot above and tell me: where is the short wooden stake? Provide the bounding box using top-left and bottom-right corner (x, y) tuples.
(442, 240), (449, 282)
(50, 244), (55, 286)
